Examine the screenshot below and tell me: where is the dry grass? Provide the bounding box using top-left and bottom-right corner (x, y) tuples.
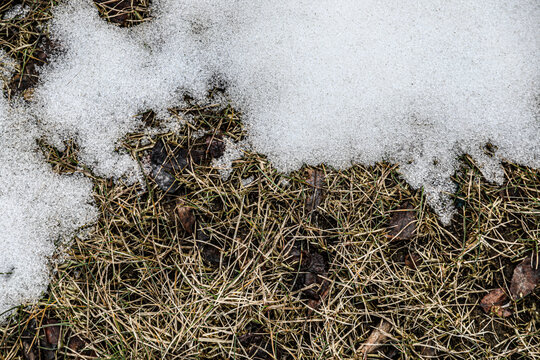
(1, 1), (539, 359)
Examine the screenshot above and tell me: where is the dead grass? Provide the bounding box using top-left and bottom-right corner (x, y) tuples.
(1, 1), (539, 359)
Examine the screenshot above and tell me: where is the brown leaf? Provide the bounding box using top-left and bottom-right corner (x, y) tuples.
(196, 232), (225, 267)
(43, 318), (61, 346)
(176, 203), (195, 234)
(357, 320), (393, 360)
(202, 244), (222, 266)
(67, 335), (85, 352)
(285, 247), (302, 266)
(386, 202), (416, 240)
(238, 325), (281, 360)
(307, 282), (330, 311)
(480, 288), (512, 317)
(238, 332), (264, 346)
(300, 251), (328, 300)
(287, 247), (331, 311)
(510, 254), (540, 300)
(205, 133), (226, 159)
(305, 168), (325, 212)
(417, 340), (437, 357)
(404, 252), (421, 270)
(151, 139), (189, 194)
(41, 349), (56, 360)
(67, 335), (97, 358)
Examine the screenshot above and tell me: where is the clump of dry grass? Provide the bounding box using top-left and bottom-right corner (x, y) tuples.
(93, 0), (151, 27)
(0, 0), (55, 100)
(1, 1), (539, 359)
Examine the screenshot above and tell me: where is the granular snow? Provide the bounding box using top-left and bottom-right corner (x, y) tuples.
(2, 4), (29, 20)
(0, 96), (96, 321)
(35, 0), (539, 221)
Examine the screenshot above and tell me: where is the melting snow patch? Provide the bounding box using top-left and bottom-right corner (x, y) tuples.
(0, 96), (96, 321)
(211, 139), (247, 180)
(2, 4), (30, 20)
(36, 0), (539, 221)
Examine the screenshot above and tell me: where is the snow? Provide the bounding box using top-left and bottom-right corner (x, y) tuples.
(33, 0), (210, 180)
(36, 0), (538, 220)
(199, 1), (540, 222)
(0, 0), (539, 318)
(0, 96), (96, 321)
(211, 139), (247, 180)
(2, 4), (29, 20)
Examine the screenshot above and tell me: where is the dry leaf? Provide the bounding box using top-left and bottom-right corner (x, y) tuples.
(151, 139), (189, 194)
(287, 247), (330, 311)
(205, 133), (226, 159)
(300, 250), (328, 300)
(510, 254), (540, 300)
(197, 231), (226, 267)
(404, 252), (421, 270)
(176, 203), (195, 234)
(357, 319), (392, 360)
(480, 288), (512, 317)
(67, 335), (85, 352)
(43, 318), (61, 346)
(305, 168), (325, 212)
(417, 340), (437, 357)
(67, 335), (97, 357)
(307, 283), (330, 311)
(238, 324), (282, 360)
(386, 202), (416, 240)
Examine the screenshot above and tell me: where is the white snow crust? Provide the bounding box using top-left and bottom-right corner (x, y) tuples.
(0, 96), (96, 321)
(35, 0), (539, 220)
(0, 0), (539, 318)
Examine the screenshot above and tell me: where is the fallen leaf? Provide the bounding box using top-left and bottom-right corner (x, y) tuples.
(238, 332), (264, 346)
(67, 335), (97, 358)
(197, 231), (226, 267)
(41, 348), (56, 360)
(238, 327), (280, 360)
(404, 252), (421, 270)
(202, 244), (222, 266)
(386, 202), (416, 240)
(176, 202), (195, 234)
(305, 168), (325, 213)
(21, 321), (39, 360)
(151, 139), (189, 194)
(417, 340), (437, 357)
(206, 133), (226, 158)
(43, 318), (61, 347)
(40, 318), (61, 360)
(480, 288), (512, 317)
(510, 254), (540, 300)
(287, 247), (330, 310)
(300, 250), (328, 300)
(67, 335), (85, 352)
(307, 283), (330, 311)
(384, 346), (401, 360)
(357, 319), (393, 360)
(286, 247), (302, 265)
